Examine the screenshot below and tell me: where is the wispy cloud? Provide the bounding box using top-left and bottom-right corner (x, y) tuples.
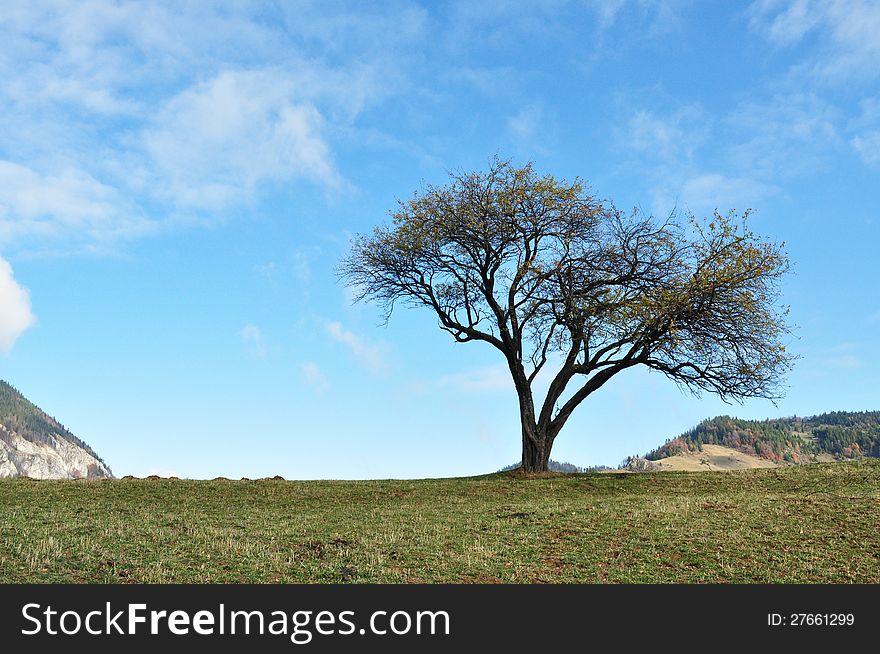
(0, 1), (421, 255)
(585, 0), (629, 30)
(619, 105), (771, 215)
(431, 354), (564, 395)
(625, 105), (707, 162)
(619, 92), (842, 215)
(0, 257), (36, 355)
(446, 0), (686, 52)
(292, 246), (322, 283)
(748, 0), (880, 82)
(747, 0), (823, 46)
(436, 364), (513, 393)
(0, 161), (155, 253)
(851, 131), (880, 165)
(725, 93), (840, 177)
(823, 343), (864, 370)
(325, 321), (387, 374)
(240, 324), (266, 358)
(843, 99), (880, 167)
(745, 2), (880, 178)
(826, 354), (863, 370)
(677, 174), (772, 215)
(253, 261), (277, 280)
(507, 104), (552, 153)
(142, 70), (342, 211)
(302, 361), (330, 393)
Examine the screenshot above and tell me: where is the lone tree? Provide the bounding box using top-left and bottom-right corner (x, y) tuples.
(340, 159), (794, 472)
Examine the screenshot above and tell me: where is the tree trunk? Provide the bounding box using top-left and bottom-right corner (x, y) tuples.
(511, 364), (552, 472)
(521, 424), (551, 473)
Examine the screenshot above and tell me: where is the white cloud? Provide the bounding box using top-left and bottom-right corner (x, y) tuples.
(429, 355), (586, 399)
(0, 1), (417, 254)
(823, 342), (864, 370)
(725, 93), (840, 177)
(620, 92), (844, 215)
(587, 0), (687, 37)
(621, 105), (771, 215)
(292, 246), (322, 283)
(325, 321), (387, 374)
(302, 361), (330, 392)
(446, 0), (685, 52)
(143, 70), (342, 210)
(445, 1), (569, 49)
(436, 364), (513, 392)
(744, 4), (880, 175)
(678, 174), (773, 215)
(748, 0), (880, 81)
(240, 324), (266, 358)
(627, 110), (683, 157)
(845, 99), (880, 166)
(852, 131), (880, 165)
(625, 105), (706, 162)
(253, 261), (277, 280)
(0, 257), (36, 355)
(586, 0), (629, 30)
(748, 0), (822, 45)
(507, 104), (547, 148)
(827, 354), (863, 370)
(0, 161), (154, 253)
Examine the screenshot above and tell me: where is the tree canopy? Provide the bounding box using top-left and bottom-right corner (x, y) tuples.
(340, 159), (795, 472)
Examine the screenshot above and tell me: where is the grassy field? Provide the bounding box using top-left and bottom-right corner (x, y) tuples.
(1, 461), (878, 583)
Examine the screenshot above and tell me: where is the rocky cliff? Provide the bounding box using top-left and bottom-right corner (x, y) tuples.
(0, 380), (113, 479)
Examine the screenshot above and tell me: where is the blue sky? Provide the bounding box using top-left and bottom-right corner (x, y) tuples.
(0, 1), (878, 479)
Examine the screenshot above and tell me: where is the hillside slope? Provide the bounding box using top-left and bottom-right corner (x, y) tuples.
(0, 381), (113, 479)
(647, 444), (779, 471)
(645, 411), (880, 465)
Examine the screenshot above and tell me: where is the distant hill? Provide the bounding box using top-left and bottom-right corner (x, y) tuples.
(627, 444), (780, 472)
(499, 460), (611, 473)
(0, 380), (113, 479)
(643, 411), (880, 465)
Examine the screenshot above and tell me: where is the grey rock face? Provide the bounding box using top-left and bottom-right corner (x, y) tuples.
(0, 424), (113, 479)
(624, 457), (658, 473)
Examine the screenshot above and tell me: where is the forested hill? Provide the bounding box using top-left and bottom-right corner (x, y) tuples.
(645, 412), (880, 464)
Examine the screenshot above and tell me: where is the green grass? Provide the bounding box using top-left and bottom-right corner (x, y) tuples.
(1, 461), (878, 583)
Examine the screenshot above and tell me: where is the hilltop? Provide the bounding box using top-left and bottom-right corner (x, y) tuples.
(0, 380), (113, 479)
(643, 411), (880, 466)
(1, 461), (877, 583)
